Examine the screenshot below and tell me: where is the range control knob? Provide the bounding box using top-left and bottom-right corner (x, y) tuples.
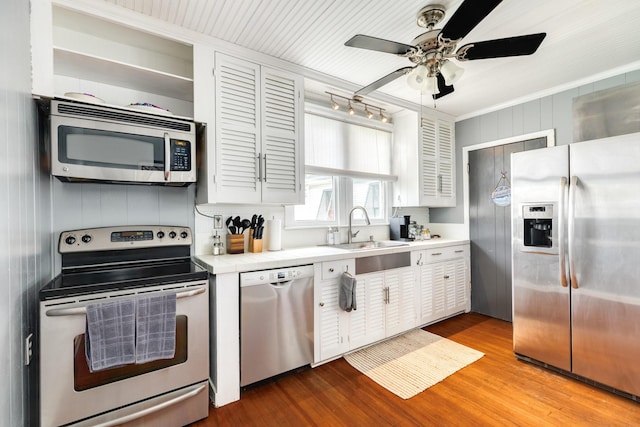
(157, 231), (165, 239)
(81, 234), (92, 243)
(65, 235), (76, 245)
(169, 231), (177, 239)
(180, 231), (188, 239)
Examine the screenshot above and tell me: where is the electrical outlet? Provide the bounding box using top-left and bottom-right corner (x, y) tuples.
(213, 215), (222, 229)
(24, 333), (33, 366)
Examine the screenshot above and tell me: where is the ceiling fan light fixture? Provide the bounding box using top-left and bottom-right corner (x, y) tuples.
(407, 65), (429, 90)
(440, 60), (464, 86)
(424, 75), (440, 95)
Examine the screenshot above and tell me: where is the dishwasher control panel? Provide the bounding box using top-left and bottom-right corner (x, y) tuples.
(240, 265), (314, 286)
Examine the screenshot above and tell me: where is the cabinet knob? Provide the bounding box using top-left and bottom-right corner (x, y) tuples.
(328, 268), (334, 273)
(444, 275), (450, 279)
(319, 302), (325, 307)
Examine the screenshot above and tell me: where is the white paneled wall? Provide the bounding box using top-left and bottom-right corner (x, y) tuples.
(430, 70), (640, 224)
(1, 0), (52, 425)
(51, 180), (196, 274)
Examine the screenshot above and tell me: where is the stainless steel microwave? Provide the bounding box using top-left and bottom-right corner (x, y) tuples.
(50, 100), (196, 185)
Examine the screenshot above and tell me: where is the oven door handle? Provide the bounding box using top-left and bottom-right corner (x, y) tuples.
(91, 383), (207, 427)
(45, 287), (206, 317)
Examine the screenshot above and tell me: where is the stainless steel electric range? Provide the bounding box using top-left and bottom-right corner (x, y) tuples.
(39, 225), (210, 427)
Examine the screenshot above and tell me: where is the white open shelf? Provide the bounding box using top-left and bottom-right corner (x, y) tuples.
(54, 47), (194, 102)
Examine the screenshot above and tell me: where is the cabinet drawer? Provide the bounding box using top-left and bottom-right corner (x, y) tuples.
(320, 259), (355, 280)
(424, 245), (469, 263)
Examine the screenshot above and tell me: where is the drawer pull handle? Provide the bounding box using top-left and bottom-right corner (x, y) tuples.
(454, 250), (464, 253)
(444, 275), (450, 279)
(432, 252), (442, 256)
(329, 268), (334, 273)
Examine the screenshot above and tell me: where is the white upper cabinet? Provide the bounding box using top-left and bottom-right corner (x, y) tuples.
(392, 110), (456, 207)
(32, 4), (194, 118)
(197, 52), (304, 205)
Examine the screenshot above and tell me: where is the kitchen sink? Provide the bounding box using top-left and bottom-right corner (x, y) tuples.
(332, 240), (409, 251)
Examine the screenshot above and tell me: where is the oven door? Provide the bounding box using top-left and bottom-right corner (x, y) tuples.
(50, 114), (195, 184)
(39, 280), (209, 427)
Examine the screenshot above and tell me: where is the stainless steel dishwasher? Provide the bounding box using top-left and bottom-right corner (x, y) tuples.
(240, 265), (314, 386)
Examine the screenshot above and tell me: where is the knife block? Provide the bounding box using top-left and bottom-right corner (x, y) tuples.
(226, 234), (244, 254)
(248, 229), (263, 253)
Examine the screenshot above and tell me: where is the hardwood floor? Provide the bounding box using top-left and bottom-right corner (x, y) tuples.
(191, 313), (640, 426)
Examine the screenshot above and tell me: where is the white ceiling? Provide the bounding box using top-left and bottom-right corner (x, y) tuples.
(103, 0), (640, 119)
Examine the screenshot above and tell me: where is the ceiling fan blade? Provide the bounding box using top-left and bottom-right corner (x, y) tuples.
(355, 66), (415, 96)
(440, 0), (502, 42)
(345, 34), (416, 55)
(433, 74), (454, 100)
(455, 33), (547, 61)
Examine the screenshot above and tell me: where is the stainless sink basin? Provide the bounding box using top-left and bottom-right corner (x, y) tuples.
(332, 240), (409, 251)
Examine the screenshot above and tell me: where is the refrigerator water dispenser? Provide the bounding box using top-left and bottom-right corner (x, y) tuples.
(523, 204), (553, 248)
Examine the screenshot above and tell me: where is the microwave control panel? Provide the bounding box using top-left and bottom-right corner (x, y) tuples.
(170, 139), (191, 171)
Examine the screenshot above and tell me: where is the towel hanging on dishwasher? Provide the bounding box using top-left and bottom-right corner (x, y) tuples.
(339, 271), (357, 312)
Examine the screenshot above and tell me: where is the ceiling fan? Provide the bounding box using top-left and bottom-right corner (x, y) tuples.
(345, 0), (546, 99)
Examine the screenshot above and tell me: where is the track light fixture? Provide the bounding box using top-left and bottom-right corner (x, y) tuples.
(330, 94), (340, 110)
(325, 92), (387, 122)
(379, 108), (388, 123)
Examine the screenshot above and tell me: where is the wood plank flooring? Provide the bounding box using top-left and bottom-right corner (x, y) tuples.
(191, 313), (640, 426)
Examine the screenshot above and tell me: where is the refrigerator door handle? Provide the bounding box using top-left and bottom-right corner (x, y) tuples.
(559, 177), (569, 287)
(568, 175), (579, 289)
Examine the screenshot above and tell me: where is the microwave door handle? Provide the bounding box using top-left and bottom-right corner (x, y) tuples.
(164, 133), (171, 181)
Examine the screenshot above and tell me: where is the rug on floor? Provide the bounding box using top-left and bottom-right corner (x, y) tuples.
(343, 329), (484, 399)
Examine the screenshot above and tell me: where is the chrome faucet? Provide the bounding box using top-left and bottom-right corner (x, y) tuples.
(348, 206), (371, 243)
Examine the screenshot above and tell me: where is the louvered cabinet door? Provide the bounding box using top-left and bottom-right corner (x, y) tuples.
(419, 116), (456, 207)
(260, 67), (304, 204)
(384, 267), (417, 337)
(437, 120), (455, 206)
(349, 273), (385, 350)
(214, 53), (262, 203)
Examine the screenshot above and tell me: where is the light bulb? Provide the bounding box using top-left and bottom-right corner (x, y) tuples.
(348, 101), (355, 115)
(380, 109), (387, 123)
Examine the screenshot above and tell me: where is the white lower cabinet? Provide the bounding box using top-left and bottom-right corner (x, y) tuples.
(313, 259), (354, 363)
(314, 261), (417, 364)
(413, 244), (470, 326)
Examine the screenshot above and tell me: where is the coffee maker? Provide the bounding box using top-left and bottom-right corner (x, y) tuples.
(390, 215), (413, 241)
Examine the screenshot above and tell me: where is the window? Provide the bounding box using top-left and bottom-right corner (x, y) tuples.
(293, 174), (336, 223)
(287, 110), (395, 228)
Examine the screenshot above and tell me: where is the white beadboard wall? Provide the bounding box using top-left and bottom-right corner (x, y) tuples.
(194, 204), (429, 256)
(1, 0), (52, 425)
(51, 180), (196, 273)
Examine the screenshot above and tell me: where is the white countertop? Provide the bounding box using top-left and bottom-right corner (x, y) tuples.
(195, 239), (469, 274)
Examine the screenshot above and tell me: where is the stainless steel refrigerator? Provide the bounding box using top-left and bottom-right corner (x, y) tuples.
(511, 132), (640, 396)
